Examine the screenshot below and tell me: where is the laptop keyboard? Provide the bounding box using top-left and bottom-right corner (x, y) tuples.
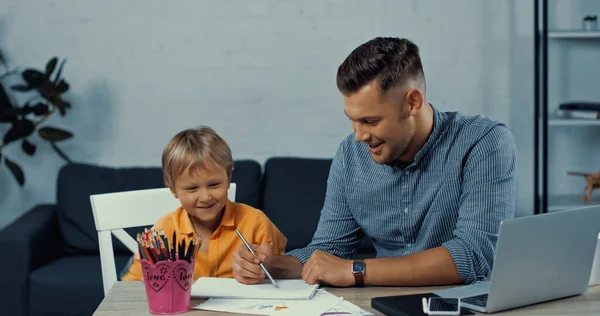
(462, 293), (489, 307)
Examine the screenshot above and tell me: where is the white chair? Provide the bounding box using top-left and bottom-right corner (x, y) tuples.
(90, 183), (236, 295)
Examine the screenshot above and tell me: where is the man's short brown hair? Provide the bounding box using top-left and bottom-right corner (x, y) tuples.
(336, 37), (426, 96)
(161, 126), (233, 189)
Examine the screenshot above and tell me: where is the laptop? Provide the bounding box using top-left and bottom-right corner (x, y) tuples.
(433, 205), (600, 313)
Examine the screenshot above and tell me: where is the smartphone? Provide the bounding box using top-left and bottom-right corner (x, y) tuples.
(426, 297), (460, 315)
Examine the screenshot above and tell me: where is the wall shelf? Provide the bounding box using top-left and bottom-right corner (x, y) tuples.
(549, 119), (600, 126)
(535, 1), (600, 214)
(549, 30), (600, 39)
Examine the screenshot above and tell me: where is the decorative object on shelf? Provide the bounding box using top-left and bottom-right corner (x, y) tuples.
(568, 171), (600, 202)
(0, 47), (73, 186)
(583, 15), (598, 31)
(556, 101), (600, 120)
(553, 109), (600, 120)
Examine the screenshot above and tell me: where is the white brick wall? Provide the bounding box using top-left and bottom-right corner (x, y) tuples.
(0, 0), (534, 230)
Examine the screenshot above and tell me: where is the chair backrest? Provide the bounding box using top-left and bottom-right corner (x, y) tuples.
(90, 183), (236, 295)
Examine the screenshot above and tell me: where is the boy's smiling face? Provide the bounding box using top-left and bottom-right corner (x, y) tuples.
(171, 161), (231, 231)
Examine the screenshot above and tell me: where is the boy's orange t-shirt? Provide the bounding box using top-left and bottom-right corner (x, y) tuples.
(121, 200), (287, 281)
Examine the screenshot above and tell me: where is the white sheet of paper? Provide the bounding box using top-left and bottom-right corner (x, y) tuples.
(323, 299), (374, 315)
(191, 277), (319, 299)
(193, 289), (343, 315)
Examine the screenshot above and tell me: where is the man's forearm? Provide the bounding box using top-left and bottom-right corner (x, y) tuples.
(363, 247), (462, 286)
(271, 255), (304, 279)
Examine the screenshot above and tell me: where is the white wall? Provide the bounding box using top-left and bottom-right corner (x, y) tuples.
(0, 0), (534, 231)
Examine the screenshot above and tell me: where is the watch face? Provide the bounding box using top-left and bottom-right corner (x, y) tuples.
(352, 261), (365, 273)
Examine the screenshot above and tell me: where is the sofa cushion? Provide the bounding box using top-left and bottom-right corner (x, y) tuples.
(56, 160), (262, 255)
(261, 158), (333, 251)
(231, 160), (262, 208)
(57, 164), (165, 255)
(261, 158), (375, 256)
(28, 255), (131, 316)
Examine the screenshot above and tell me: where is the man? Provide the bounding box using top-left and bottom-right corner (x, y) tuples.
(233, 37), (517, 287)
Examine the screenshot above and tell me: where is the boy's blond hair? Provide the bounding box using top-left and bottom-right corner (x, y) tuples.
(162, 126), (233, 189)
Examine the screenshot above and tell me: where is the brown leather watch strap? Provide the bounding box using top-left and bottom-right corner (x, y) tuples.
(354, 272), (364, 286)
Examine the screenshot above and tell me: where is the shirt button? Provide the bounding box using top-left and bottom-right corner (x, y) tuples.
(403, 207), (409, 213)
(407, 243), (413, 248)
(404, 171), (410, 175)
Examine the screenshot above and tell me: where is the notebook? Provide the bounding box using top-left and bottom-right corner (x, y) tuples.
(191, 277), (319, 300)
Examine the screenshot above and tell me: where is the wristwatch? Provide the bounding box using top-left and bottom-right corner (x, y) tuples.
(352, 260), (366, 286)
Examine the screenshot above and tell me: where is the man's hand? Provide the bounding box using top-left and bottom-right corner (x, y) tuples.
(232, 242), (273, 284)
(301, 250), (355, 287)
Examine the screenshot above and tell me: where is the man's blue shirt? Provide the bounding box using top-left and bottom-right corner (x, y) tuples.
(287, 106), (518, 284)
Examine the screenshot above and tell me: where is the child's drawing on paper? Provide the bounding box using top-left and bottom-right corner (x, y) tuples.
(322, 300), (373, 316)
(194, 289), (343, 315)
(257, 304), (273, 310)
(238, 301), (290, 313)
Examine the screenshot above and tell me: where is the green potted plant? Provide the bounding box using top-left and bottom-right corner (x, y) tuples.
(0, 47), (74, 186)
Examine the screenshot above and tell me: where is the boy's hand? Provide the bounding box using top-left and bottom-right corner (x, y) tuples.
(233, 242), (273, 284)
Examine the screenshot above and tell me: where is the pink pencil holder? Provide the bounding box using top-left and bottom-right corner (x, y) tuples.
(141, 258), (195, 315)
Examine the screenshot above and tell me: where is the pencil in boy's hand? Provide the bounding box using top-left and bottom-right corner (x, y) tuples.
(235, 229), (279, 288)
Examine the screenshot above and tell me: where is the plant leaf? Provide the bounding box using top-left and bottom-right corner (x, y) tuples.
(3, 119), (35, 144)
(5, 156), (25, 186)
(0, 83), (13, 108)
(0, 101), (18, 122)
(0, 110), (17, 123)
(55, 80), (69, 93)
(55, 99), (66, 116)
(0, 83), (15, 121)
(32, 103), (49, 116)
(22, 104), (35, 115)
(10, 84), (33, 92)
(45, 57), (58, 77)
(21, 139), (36, 156)
(22, 69), (45, 88)
(38, 126), (73, 142)
(38, 82), (65, 115)
(53, 59), (67, 86)
(50, 142), (71, 163)
(0, 48), (6, 68)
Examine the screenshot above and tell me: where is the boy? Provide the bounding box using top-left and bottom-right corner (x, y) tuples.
(121, 126), (287, 280)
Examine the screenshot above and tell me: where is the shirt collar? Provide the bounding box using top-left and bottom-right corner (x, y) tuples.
(178, 200), (235, 236)
(412, 103), (444, 165)
(220, 200), (235, 227)
(179, 207), (195, 235)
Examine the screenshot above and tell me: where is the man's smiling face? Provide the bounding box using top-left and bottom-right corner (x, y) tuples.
(343, 80), (416, 165)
